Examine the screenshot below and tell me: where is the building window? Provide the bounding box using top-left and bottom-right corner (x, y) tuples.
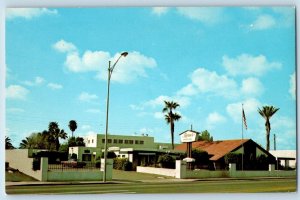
(108, 139), (112, 143)
(82, 154), (91, 161)
(102, 139), (105, 143)
(135, 140), (139, 144)
(84, 150), (90, 153)
(125, 140), (129, 144)
(119, 139), (123, 144)
(129, 140), (133, 144)
(122, 155), (125, 158)
(88, 140), (90, 144)
(113, 139), (118, 144)
(92, 139), (94, 143)
(140, 141), (144, 145)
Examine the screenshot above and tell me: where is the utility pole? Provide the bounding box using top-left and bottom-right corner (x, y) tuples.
(274, 134), (276, 151)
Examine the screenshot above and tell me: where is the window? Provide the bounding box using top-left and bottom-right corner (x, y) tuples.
(140, 140), (144, 145)
(92, 139), (94, 143)
(125, 140), (129, 144)
(119, 139), (123, 144)
(82, 154), (91, 161)
(108, 139), (112, 143)
(113, 139), (118, 144)
(122, 155), (125, 158)
(135, 140), (139, 144)
(84, 150), (90, 153)
(88, 140), (90, 144)
(129, 140), (133, 144)
(102, 139), (105, 143)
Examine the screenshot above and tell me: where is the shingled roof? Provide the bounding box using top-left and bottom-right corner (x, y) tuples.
(175, 139), (250, 161)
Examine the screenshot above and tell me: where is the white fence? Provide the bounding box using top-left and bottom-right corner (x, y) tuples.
(135, 161), (297, 179)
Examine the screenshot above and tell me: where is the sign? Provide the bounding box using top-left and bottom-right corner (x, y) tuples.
(180, 130), (198, 143)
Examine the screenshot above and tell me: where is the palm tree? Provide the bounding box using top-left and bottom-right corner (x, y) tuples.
(5, 136), (15, 149)
(258, 105), (280, 151)
(48, 122), (68, 151)
(68, 120), (77, 138)
(162, 100), (181, 150)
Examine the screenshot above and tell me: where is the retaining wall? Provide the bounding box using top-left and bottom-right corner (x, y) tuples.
(136, 166), (176, 177)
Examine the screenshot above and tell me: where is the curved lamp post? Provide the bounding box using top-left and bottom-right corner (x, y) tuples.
(103, 52), (128, 182)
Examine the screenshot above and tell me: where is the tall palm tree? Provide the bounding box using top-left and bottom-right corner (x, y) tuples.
(48, 122), (68, 151)
(258, 105), (280, 151)
(5, 136), (15, 149)
(162, 100), (181, 150)
(68, 120), (77, 138)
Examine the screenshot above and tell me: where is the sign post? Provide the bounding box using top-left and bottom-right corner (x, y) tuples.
(180, 130), (199, 170)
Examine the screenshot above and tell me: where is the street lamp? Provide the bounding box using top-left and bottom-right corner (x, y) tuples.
(103, 52), (128, 182)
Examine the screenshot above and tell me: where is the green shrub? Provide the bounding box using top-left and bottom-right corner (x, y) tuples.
(123, 160), (132, 171)
(158, 154), (175, 169)
(192, 149), (209, 166)
(101, 151), (117, 159)
(113, 158), (127, 170)
(32, 158), (40, 171)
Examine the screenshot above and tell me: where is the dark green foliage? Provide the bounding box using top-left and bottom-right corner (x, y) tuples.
(123, 160), (132, 171)
(32, 158), (40, 171)
(113, 158), (132, 170)
(33, 151), (68, 164)
(198, 130), (213, 142)
(68, 137), (85, 147)
(158, 154), (175, 169)
(225, 152), (275, 170)
(192, 149), (209, 168)
(5, 137), (15, 149)
(70, 153), (77, 161)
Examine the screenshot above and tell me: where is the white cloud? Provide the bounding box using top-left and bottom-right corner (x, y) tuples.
(177, 7), (224, 24)
(241, 77), (264, 97)
(145, 95), (190, 108)
(53, 40), (77, 53)
(190, 68), (238, 98)
(23, 76), (45, 86)
(206, 112), (226, 128)
(81, 125), (91, 130)
(6, 85), (29, 100)
(78, 92), (98, 102)
(96, 51), (157, 83)
(222, 54), (281, 76)
(249, 14), (276, 30)
(289, 72), (295, 100)
(54, 40), (156, 83)
(152, 7), (169, 16)
(177, 84), (198, 96)
(47, 83), (63, 90)
(6, 8), (57, 20)
(226, 98), (261, 123)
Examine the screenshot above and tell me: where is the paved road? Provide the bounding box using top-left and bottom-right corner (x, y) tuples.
(5, 177), (297, 194)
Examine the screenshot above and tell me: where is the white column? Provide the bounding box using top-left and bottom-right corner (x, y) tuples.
(175, 160), (187, 179)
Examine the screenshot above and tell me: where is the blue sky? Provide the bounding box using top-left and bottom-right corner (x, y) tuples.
(5, 7), (296, 150)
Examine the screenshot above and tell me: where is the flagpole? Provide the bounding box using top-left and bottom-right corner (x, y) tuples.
(241, 104), (244, 171)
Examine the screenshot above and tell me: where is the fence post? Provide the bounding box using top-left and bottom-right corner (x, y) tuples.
(175, 160), (187, 179)
(40, 157), (48, 181)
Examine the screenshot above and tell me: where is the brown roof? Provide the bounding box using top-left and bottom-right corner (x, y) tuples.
(175, 139), (250, 161)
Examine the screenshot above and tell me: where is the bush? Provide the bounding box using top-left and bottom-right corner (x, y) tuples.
(192, 149), (209, 167)
(113, 158), (127, 170)
(34, 151), (68, 164)
(158, 154), (175, 169)
(70, 153), (77, 161)
(123, 160), (132, 171)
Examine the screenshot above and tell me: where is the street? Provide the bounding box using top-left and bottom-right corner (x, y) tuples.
(6, 178), (296, 194)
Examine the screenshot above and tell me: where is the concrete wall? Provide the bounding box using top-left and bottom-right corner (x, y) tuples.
(136, 166), (176, 177)
(6, 149), (114, 182)
(6, 149), (43, 181)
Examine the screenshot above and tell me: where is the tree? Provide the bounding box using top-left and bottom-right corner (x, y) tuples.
(162, 100), (181, 150)
(5, 136), (15, 149)
(68, 120), (77, 138)
(48, 122), (68, 151)
(258, 106), (279, 151)
(198, 130), (213, 142)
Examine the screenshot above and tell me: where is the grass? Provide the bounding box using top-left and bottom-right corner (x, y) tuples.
(112, 169), (173, 181)
(5, 171), (38, 182)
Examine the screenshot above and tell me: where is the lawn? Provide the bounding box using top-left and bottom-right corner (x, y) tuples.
(112, 169), (173, 181)
(5, 171), (38, 182)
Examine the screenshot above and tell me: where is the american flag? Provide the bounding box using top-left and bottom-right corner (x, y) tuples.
(242, 108), (248, 130)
